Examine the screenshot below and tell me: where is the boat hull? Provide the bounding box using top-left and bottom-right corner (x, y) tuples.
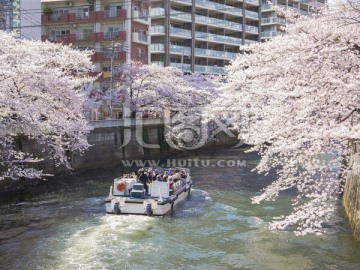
(105, 186), (191, 216)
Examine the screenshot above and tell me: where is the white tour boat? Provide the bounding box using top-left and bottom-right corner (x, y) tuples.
(105, 168), (193, 216)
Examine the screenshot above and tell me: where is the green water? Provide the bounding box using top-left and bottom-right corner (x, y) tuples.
(0, 150), (359, 270)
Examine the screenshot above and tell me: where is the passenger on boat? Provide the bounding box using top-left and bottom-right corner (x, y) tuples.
(163, 171), (169, 182)
(139, 169), (149, 194)
(148, 169), (156, 181)
(171, 170), (181, 182)
(180, 170), (187, 179)
(155, 174), (163, 181)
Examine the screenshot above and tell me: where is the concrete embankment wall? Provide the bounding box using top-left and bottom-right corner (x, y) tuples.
(343, 142), (360, 241)
(0, 119), (240, 202)
(37, 119), (240, 175)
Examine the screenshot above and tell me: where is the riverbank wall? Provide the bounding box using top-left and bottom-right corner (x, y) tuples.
(0, 119), (241, 201)
(343, 141), (360, 241)
(6, 118), (241, 178)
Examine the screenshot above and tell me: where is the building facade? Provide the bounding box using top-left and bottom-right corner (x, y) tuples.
(150, 0), (260, 75)
(0, 0), (21, 37)
(41, 0), (151, 119)
(261, 0), (326, 40)
(0, 0), (41, 39)
(41, 0), (150, 79)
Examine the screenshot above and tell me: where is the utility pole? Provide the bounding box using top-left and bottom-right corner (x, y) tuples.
(110, 41), (114, 118)
(181, 51), (184, 72)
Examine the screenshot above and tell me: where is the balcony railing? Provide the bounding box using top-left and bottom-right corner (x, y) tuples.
(50, 13), (61, 21)
(152, 62), (226, 74)
(105, 31), (119, 39)
(133, 8), (150, 23)
(196, 31), (243, 45)
(43, 9), (126, 24)
(91, 51), (126, 62)
(104, 9), (117, 18)
(151, 25), (165, 34)
(132, 32), (148, 43)
(170, 45), (191, 54)
(48, 34), (62, 42)
(195, 14), (243, 30)
(171, 9), (192, 21)
(170, 27), (192, 37)
(195, 0), (243, 16)
(245, 10), (259, 19)
(174, 0), (192, 4)
(245, 25), (258, 33)
(195, 47), (237, 59)
(76, 11), (89, 19)
(170, 62), (192, 71)
(150, 7), (165, 17)
(152, 61), (165, 67)
(244, 39), (258, 45)
(76, 32), (92, 41)
(261, 4), (273, 10)
(261, 17), (286, 24)
(173, 0), (192, 4)
(261, 31), (279, 38)
(195, 65), (226, 74)
(150, 43), (165, 52)
(245, 0), (259, 6)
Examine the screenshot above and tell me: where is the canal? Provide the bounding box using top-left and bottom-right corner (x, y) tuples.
(0, 149), (359, 269)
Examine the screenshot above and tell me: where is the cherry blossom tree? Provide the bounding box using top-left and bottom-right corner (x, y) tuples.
(208, 2), (360, 234)
(0, 31), (95, 180)
(112, 61), (220, 117)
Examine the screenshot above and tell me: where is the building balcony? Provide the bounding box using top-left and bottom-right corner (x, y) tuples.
(76, 31), (126, 43)
(103, 31), (127, 42)
(150, 27), (251, 46)
(195, 64), (226, 74)
(261, 17), (286, 25)
(195, 14), (243, 31)
(170, 62), (192, 72)
(150, 43), (165, 53)
(195, 31), (243, 46)
(132, 32), (148, 44)
(91, 51), (127, 62)
(261, 4), (274, 11)
(150, 7), (165, 17)
(245, 10), (259, 19)
(261, 30), (280, 38)
(150, 25), (165, 35)
(42, 9), (126, 25)
(153, 62), (226, 74)
(170, 45), (192, 55)
(171, 9), (192, 21)
(246, 0), (259, 6)
(42, 34), (77, 43)
(133, 8), (151, 24)
(244, 24), (259, 33)
(195, 0), (244, 16)
(151, 61), (165, 67)
(244, 39), (258, 45)
(44, 31), (127, 44)
(195, 48), (237, 60)
(171, 27), (192, 38)
(172, 0), (192, 5)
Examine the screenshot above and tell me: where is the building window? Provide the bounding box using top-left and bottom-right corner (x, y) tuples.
(137, 48), (142, 58)
(102, 66), (111, 72)
(49, 29), (69, 41)
(51, 9), (69, 21)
